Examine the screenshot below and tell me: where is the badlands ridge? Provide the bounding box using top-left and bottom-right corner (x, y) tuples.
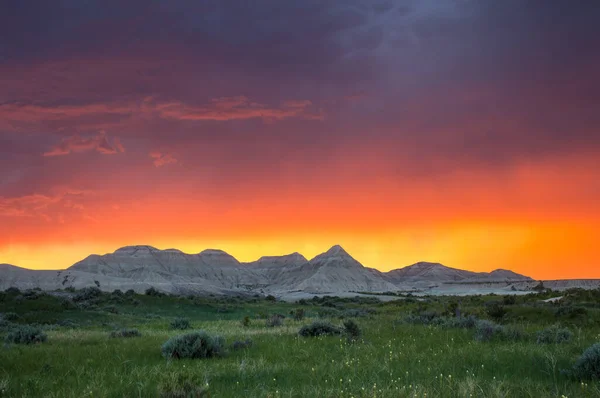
(1, 245), (597, 298)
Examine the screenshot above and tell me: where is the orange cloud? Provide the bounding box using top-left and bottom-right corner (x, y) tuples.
(0, 188), (92, 220)
(0, 96), (323, 131)
(43, 131), (125, 157)
(154, 96), (324, 122)
(149, 151), (178, 167)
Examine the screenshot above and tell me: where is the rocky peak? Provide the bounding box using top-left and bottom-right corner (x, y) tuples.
(323, 245), (350, 257)
(113, 245), (160, 255)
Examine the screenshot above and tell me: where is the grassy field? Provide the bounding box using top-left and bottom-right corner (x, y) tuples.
(1, 288), (600, 397)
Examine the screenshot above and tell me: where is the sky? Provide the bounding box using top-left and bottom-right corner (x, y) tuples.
(1, 0), (599, 279)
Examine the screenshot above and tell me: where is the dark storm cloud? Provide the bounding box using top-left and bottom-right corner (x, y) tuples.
(1, 0), (599, 190)
(0, 0), (391, 84)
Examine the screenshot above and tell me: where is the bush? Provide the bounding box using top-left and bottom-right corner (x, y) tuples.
(292, 308), (305, 321)
(5, 325), (47, 345)
(73, 286), (102, 302)
(474, 320), (505, 342)
(2, 312), (20, 322)
(103, 305), (119, 314)
(22, 289), (43, 300)
(536, 326), (573, 344)
(145, 287), (164, 297)
(0, 319), (14, 332)
(485, 302), (507, 321)
(341, 308), (377, 318)
(556, 306), (588, 319)
(317, 308), (342, 318)
(572, 343), (600, 380)
(161, 331), (225, 360)
(110, 328), (142, 338)
(241, 316), (251, 327)
(170, 318), (191, 330)
(443, 315), (478, 329)
(231, 339), (253, 351)
(446, 301), (460, 317)
(343, 320), (361, 340)
(5, 287), (21, 295)
(57, 319), (78, 328)
(403, 311), (442, 326)
(501, 327), (526, 342)
(299, 321), (342, 337)
(265, 314), (284, 328)
(60, 298), (78, 310)
(265, 295), (276, 302)
(157, 371), (209, 398)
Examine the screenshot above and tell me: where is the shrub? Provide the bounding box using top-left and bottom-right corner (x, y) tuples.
(57, 319), (78, 328)
(265, 295), (276, 302)
(341, 308), (376, 318)
(125, 289), (136, 296)
(2, 312), (20, 322)
(292, 308), (305, 321)
(444, 315), (478, 329)
(265, 314), (284, 328)
(103, 305), (119, 314)
(446, 301), (460, 317)
(241, 316), (251, 327)
(501, 327), (526, 342)
(170, 318), (191, 330)
(343, 320), (361, 340)
(73, 286), (102, 302)
(161, 331), (225, 360)
(556, 306), (588, 319)
(5, 287), (21, 295)
(0, 319), (14, 332)
(572, 343), (600, 380)
(110, 328), (142, 338)
(403, 311), (442, 326)
(231, 339), (253, 351)
(299, 321), (342, 337)
(317, 307), (342, 318)
(60, 298), (78, 310)
(474, 320), (505, 342)
(145, 287), (164, 297)
(22, 290), (43, 300)
(536, 326), (573, 344)
(157, 371), (209, 398)
(5, 325), (47, 345)
(485, 302), (507, 321)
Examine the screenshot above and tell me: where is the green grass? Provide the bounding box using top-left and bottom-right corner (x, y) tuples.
(1, 289), (600, 397)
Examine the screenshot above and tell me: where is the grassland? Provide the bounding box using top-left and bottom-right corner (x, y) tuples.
(1, 288), (600, 397)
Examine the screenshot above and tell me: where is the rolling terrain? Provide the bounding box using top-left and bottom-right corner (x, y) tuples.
(0, 244), (567, 296)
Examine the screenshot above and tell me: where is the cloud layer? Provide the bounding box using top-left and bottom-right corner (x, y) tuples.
(43, 132), (125, 156)
(1, 0), (599, 278)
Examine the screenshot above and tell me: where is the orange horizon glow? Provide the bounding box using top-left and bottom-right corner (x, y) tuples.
(2, 153), (599, 280)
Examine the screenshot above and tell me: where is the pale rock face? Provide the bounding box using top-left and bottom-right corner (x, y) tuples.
(0, 245), (563, 297)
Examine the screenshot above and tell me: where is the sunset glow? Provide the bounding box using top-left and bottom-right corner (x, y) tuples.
(1, 1), (599, 279)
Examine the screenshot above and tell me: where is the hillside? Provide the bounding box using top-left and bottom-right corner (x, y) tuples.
(1, 245), (538, 296)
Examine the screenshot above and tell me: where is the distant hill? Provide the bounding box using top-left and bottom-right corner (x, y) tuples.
(0, 245), (546, 297)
